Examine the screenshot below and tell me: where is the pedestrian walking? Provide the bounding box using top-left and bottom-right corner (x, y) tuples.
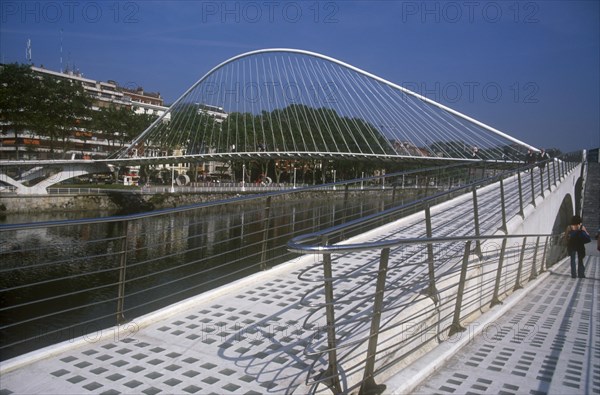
(564, 215), (591, 278)
(525, 149), (536, 171)
(537, 148), (550, 169)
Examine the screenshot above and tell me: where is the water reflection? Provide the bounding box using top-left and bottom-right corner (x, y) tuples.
(0, 193), (398, 359)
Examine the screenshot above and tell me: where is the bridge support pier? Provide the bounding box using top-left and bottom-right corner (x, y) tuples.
(0, 162), (110, 195)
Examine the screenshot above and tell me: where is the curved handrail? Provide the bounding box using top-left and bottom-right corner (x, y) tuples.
(282, 156), (577, 392)
(289, 232), (562, 255)
(290, 229), (567, 392)
(287, 156), (571, 251)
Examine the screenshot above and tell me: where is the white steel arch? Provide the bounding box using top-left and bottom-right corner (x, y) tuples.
(118, 48), (538, 159)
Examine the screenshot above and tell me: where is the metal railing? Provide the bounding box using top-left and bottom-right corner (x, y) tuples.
(288, 233), (567, 394)
(45, 184), (311, 195)
(0, 161), (508, 360)
(286, 156), (580, 393)
(0, 156), (579, 362)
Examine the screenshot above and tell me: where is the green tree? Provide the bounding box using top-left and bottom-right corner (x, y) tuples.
(94, 106), (157, 151)
(28, 73), (92, 157)
(0, 64), (41, 159)
(95, 105), (129, 149)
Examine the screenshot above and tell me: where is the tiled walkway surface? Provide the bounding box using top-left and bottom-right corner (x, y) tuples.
(0, 255), (322, 394)
(401, 245), (599, 395)
(2, 167), (598, 394)
(3, 251), (598, 395)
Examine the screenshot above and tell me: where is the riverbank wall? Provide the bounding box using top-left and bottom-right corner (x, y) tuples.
(0, 188), (431, 214)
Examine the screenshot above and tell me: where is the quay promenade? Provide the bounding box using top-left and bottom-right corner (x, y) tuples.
(1, 164), (598, 394)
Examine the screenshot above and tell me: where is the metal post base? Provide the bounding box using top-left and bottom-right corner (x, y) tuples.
(359, 377), (387, 395)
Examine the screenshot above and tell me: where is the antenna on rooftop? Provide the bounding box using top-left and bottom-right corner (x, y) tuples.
(26, 38), (32, 64)
(60, 29), (63, 73)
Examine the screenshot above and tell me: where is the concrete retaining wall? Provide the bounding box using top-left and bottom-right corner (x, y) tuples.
(0, 188), (427, 214)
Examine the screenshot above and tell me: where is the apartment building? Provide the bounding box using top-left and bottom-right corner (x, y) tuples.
(0, 65), (170, 160)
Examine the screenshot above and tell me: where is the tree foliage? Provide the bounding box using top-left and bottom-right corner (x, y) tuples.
(0, 63), (158, 158)
(0, 64), (40, 158)
(34, 74), (92, 156)
(217, 104), (393, 155)
(95, 105), (156, 149)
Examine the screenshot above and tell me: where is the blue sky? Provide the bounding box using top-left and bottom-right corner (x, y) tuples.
(1, 0), (598, 153)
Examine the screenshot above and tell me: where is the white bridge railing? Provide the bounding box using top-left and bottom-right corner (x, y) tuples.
(287, 156), (580, 394)
(0, 161), (494, 360)
(0, 156), (580, 370)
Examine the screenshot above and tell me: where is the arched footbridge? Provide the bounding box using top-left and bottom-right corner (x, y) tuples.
(1, 153), (596, 394)
(1, 49), (541, 195)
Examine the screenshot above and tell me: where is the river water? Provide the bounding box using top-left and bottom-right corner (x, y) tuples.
(0, 191), (402, 360)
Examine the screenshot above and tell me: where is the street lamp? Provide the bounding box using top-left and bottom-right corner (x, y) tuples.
(170, 165), (175, 193)
(242, 163), (246, 192)
(293, 168), (297, 189)
(333, 169), (336, 190)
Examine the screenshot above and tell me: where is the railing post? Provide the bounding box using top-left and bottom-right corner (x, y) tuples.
(471, 187), (483, 258)
(260, 196), (272, 270)
(529, 169), (536, 207)
(321, 236), (342, 393)
(424, 205), (438, 304)
(359, 247), (390, 395)
(529, 236), (540, 281)
(539, 166), (545, 198)
(552, 160), (557, 187)
(343, 183), (349, 201)
(513, 237), (527, 291)
(517, 172), (524, 217)
(490, 237), (507, 307)
(498, 178), (507, 233)
(558, 160), (563, 178)
(343, 184), (350, 226)
(546, 163), (551, 191)
(448, 241), (471, 336)
(539, 236), (549, 273)
(116, 220), (129, 324)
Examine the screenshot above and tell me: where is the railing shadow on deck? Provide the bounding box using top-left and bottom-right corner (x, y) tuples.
(288, 232), (568, 394)
(0, 155), (579, 364)
(286, 154), (582, 394)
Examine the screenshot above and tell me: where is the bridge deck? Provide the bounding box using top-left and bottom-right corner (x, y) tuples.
(1, 168), (598, 394)
(389, 244), (599, 394)
(2, 256), (597, 395)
